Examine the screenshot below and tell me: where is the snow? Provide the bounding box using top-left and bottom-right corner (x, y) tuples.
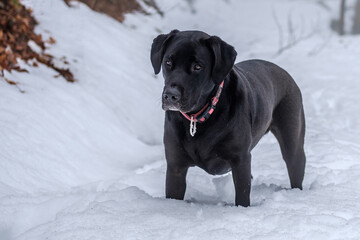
(1, 0), (360, 239)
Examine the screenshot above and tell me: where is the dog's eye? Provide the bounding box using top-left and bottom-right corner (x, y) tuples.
(165, 60), (172, 67)
(194, 64), (202, 71)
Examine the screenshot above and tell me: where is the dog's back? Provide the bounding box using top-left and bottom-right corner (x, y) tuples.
(233, 60), (306, 190)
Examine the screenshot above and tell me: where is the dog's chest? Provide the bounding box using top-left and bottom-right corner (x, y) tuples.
(183, 138), (231, 175)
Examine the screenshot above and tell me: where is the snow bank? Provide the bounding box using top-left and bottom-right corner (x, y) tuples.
(14, 185), (360, 240)
(1, 0), (360, 239)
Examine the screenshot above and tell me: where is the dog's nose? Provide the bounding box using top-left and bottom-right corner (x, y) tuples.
(163, 88), (181, 103)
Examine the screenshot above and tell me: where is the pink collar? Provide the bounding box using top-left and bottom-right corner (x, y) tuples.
(180, 80), (224, 136)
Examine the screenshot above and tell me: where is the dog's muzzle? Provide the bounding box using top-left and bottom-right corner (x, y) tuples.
(162, 87), (182, 111)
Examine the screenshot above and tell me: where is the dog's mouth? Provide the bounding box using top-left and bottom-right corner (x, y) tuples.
(161, 90), (207, 113)
(162, 94), (187, 112)
(162, 102), (203, 114)
(162, 103), (181, 112)
(162, 96), (207, 113)
(163, 105), (181, 111)
(162, 102), (195, 112)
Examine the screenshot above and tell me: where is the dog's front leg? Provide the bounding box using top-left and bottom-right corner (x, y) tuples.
(165, 164), (189, 200)
(231, 153), (252, 207)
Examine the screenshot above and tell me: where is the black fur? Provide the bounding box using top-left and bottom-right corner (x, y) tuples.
(150, 30), (306, 207)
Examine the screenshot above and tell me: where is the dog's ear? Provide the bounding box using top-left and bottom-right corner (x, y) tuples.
(205, 36), (237, 85)
(150, 29), (179, 75)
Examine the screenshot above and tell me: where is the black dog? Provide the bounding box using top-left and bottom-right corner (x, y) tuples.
(150, 30), (306, 207)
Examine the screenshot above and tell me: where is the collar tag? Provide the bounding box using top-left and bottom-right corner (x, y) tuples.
(190, 116), (197, 137)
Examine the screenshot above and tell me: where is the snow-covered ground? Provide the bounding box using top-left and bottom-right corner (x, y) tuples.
(1, 0), (360, 239)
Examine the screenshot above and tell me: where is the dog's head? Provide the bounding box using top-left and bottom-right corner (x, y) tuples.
(150, 30), (237, 113)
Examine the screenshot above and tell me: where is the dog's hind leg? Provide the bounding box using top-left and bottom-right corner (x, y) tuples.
(270, 95), (306, 189)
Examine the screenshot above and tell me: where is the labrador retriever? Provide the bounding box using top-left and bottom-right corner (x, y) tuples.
(150, 30), (306, 207)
